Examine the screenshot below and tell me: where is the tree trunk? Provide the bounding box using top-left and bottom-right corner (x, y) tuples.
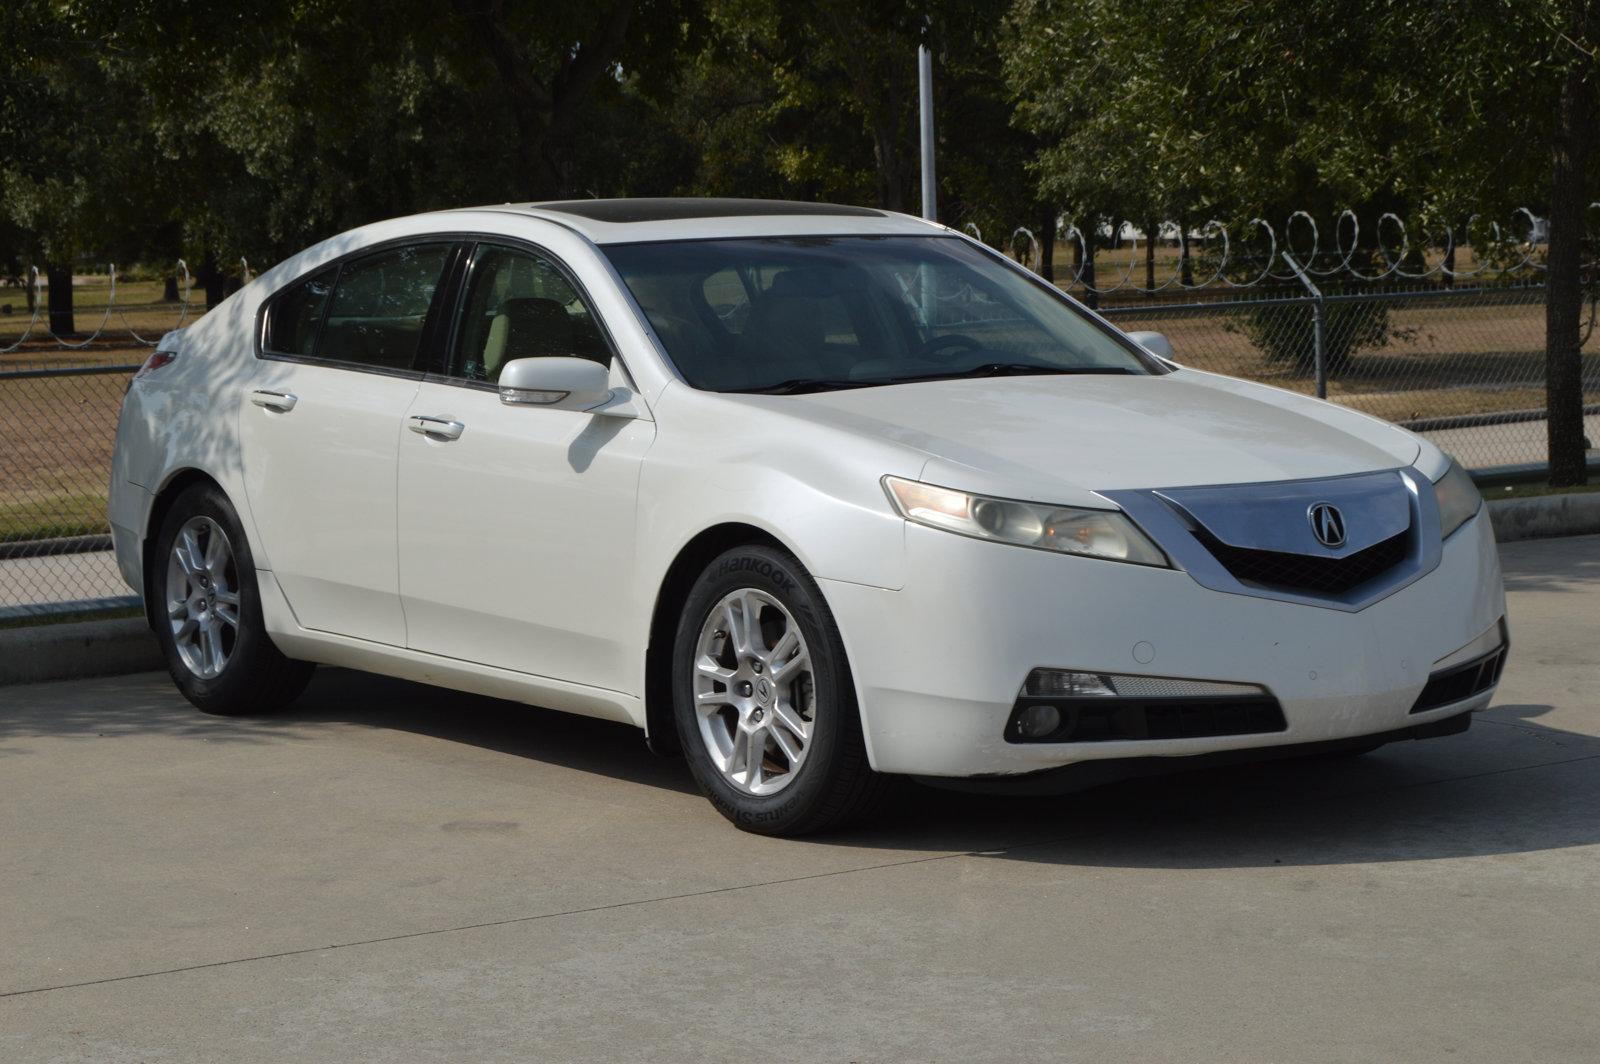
(1080, 217), (1098, 310)
(1039, 208), (1055, 281)
(871, 121), (911, 214)
(163, 274), (179, 302)
(1179, 221), (1194, 288)
(1442, 241), (1455, 290)
(46, 265), (74, 336)
(451, 0), (634, 200)
(1545, 7), (1596, 487)
(1145, 219), (1157, 291)
(200, 253), (225, 310)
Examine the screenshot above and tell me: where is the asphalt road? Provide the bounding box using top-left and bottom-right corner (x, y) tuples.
(2, 535), (1597, 1063)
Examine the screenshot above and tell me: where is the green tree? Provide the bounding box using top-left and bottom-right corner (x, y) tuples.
(1, 1), (161, 334)
(1007, 0), (1599, 483)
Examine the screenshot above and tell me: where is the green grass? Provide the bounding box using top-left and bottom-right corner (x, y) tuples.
(0, 605), (142, 630)
(0, 492), (109, 543)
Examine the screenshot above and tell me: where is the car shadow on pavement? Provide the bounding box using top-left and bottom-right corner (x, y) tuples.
(280, 678), (1598, 870)
(6, 670), (1595, 869)
(833, 702), (1600, 868)
(275, 667), (704, 796)
(0, 666), (700, 794)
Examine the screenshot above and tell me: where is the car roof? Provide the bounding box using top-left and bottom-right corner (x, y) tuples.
(448, 197), (943, 245)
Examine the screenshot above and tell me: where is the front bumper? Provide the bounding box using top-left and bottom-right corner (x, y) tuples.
(821, 510), (1505, 777)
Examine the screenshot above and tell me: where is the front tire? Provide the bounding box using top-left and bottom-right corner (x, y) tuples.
(672, 545), (888, 835)
(151, 483), (314, 715)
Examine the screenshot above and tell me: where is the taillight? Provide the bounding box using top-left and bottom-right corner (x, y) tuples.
(135, 350), (177, 379)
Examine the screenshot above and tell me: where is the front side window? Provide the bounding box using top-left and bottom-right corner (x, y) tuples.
(603, 236), (1162, 392)
(263, 267), (335, 357)
(448, 244), (610, 383)
(315, 243), (453, 371)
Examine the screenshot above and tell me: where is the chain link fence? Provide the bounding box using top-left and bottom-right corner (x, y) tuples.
(4, 246), (1597, 620)
(1096, 281), (1599, 473)
(2, 269), (184, 621)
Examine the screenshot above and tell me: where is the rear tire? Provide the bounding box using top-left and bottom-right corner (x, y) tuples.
(672, 545), (889, 836)
(150, 482), (314, 715)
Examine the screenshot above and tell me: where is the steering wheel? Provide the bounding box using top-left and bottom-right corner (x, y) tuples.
(915, 333), (985, 362)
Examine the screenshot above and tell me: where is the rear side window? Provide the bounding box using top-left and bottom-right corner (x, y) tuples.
(315, 243), (453, 371)
(263, 267), (334, 357)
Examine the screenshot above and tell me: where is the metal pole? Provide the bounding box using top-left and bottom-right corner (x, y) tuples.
(918, 42), (936, 222)
(1282, 250), (1328, 399)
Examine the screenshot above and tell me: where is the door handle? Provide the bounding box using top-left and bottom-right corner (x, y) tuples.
(408, 414), (465, 441)
(250, 390), (298, 412)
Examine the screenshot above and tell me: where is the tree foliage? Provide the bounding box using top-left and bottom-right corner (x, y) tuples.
(3, 0), (1594, 479)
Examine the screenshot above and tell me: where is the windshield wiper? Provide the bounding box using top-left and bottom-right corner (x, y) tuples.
(728, 377), (880, 395)
(729, 364), (1135, 395)
(896, 362), (1137, 384)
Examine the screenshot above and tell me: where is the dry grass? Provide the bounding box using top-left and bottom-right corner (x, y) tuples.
(0, 367), (136, 540)
(1, 276), (204, 540)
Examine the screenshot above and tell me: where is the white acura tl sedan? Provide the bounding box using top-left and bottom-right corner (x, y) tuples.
(110, 199), (1506, 834)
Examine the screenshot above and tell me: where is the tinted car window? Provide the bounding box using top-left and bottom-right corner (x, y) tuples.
(316, 243), (453, 371)
(604, 236), (1161, 392)
(263, 267), (335, 357)
(449, 244), (610, 383)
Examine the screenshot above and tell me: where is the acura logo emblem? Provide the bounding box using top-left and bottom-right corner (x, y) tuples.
(1308, 502), (1346, 548)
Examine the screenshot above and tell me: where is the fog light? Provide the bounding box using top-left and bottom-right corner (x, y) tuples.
(1025, 669), (1117, 698)
(1006, 668), (1281, 744)
(1015, 703), (1062, 739)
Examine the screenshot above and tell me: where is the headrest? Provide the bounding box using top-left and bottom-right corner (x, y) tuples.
(501, 297), (574, 358)
(765, 268), (850, 299)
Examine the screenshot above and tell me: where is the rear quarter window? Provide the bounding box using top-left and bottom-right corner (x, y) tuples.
(263, 267), (335, 357)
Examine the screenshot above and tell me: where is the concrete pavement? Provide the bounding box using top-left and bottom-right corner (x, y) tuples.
(1, 535), (1597, 1062)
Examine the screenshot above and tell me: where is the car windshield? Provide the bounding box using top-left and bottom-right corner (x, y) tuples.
(603, 235), (1162, 393)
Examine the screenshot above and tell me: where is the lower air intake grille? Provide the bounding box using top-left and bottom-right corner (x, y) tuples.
(1194, 527), (1410, 596)
(1411, 645), (1507, 713)
(1006, 695), (1287, 744)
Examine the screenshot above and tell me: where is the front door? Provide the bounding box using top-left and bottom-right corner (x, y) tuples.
(239, 242), (455, 645)
(397, 242), (654, 690)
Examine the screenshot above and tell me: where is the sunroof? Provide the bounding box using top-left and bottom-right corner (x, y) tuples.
(532, 198), (885, 223)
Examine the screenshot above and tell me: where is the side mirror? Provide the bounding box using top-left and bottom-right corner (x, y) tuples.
(498, 357), (613, 410)
(1126, 330), (1175, 362)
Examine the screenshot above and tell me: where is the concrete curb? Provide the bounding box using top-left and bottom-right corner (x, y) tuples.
(0, 617), (162, 687)
(1488, 491), (1600, 543)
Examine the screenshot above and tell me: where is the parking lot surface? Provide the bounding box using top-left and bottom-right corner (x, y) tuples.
(2, 535), (1597, 1063)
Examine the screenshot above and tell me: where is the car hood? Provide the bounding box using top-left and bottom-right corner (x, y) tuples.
(753, 369), (1422, 502)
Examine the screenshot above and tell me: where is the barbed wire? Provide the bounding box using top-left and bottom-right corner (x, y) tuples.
(0, 257), (250, 352)
(990, 206), (1600, 295)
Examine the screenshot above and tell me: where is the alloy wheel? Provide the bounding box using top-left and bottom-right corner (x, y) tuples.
(164, 515), (241, 679)
(692, 588), (816, 796)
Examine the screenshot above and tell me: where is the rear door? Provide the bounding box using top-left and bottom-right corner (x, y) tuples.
(396, 241), (654, 689)
(240, 241), (457, 645)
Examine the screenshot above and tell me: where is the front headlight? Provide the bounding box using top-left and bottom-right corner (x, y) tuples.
(1432, 457), (1482, 539)
(883, 476), (1169, 567)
